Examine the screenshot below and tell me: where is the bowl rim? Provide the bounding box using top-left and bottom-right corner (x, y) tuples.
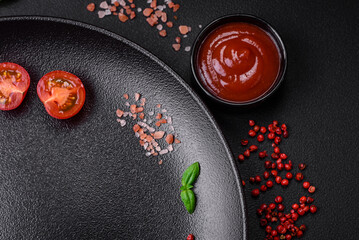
(191, 13), (288, 106)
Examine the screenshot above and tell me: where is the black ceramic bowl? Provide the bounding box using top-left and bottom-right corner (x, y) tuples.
(191, 14), (287, 106)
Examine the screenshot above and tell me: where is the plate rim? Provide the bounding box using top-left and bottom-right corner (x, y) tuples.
(0, 15), (247, 239)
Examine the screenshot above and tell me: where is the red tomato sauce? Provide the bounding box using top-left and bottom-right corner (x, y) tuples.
(196, 22), (280, 103)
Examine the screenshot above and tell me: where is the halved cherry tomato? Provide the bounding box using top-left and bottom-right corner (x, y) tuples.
(0, 62), (30, 111)
(37, 71), (86, 119)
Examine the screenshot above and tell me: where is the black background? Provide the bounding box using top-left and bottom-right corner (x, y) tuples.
(0, 0), (358, 239)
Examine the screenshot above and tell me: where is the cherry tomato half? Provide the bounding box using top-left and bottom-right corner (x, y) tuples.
(0, 62), (30, 111)
(37, 70), (86, 119)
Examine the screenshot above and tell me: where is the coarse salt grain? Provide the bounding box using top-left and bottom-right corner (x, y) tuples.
(99, 1), (109, 9)
(105, 9), (111, 15)
(167, 145), (173, 152)
(119, 0), (126, 7)
(135, 93), (141, 101)
(148, 111), (154, 116)
(146, 152), (151, 157)
(125, 102), (130, 106)
(156, 24), (163, 31)
(159, 149), (168, 155)
(137, 8), (142, 12)
(98, 10), (106, 18)
(135, 132), (140, 138)
(185, 46), (191, 52)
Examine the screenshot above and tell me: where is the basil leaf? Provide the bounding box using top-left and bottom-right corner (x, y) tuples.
(181, 162), (200, 187)
(180, 189), (196, 214)
(180, 184), (193, 191)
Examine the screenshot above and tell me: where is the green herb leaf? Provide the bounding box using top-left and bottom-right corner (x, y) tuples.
(180, 184), (193, 191)
(180, 189), (196, 214)
(181, 162), (200, 187)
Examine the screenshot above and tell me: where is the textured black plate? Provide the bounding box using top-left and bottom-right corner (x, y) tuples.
(0, 17), (246, 240)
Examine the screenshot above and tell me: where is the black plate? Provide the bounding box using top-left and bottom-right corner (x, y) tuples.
(0, 17), (246, 239)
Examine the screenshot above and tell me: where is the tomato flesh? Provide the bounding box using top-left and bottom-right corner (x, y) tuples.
(37, 71), (86, 119)
(0, 63), (30, 111)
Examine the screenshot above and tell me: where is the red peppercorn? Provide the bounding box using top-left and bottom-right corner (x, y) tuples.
(275, 176), (282, 184)
(274, 136), (281, 144)
(265, 161), (272, 169)
(281, 179), (289, 186)
(272, 143), (277, 147)
(295, 173), (304, 181)
(277, 204), (285, 212)
(260, 126), (267, 133)
(280, 216), (287, 222)
(277, 224), (286, 234)
(266, 225), (272, 233)
(266, 213), (271, 220)
(303, 206), (310, 212)
(249, 145), (258, 152)
(275, 128), (282, 135)
(297, 208), (305, 216)
(269, 203), (276, 209)
(244, 149), (250, 157)
(281, 124), (287, 131)
(277, 163), (284, 171)
(285, 234), (292, 240)
(242, 180), (245, 186)
(259, 151), (267, 158)
(257, 134), (265, 142)
(249, 177), (255, 183)
(291, 212), (298, 221)
(284, 164), (292, 171)
(256, 208), (263, 216)
(299, 196), (307, 204)
(271, 153), (279, 159)
(186, 234), (194, 240)
(298, 163), (306, 170)
(249, 120), (255, 126)
(260, 185), (267, 192)
(306, 197), (314, 204)
(280, 153), (287, 159)
(241, 139), (248, 146)
(292, 203), (299, 210)
(308, 186), (316, 193)
(296, 230), (303, 238)
(238, 154), (245, 161)
(283, 130), (289, 138)
(271, 163), (276, 169)
(248, 130), (256, 137)
(263, 171), (270, 179)
(271, 170), (278, 177)
(299, 224), (306, 231)
(273, 120), (279, 126)
(251, 189), (260, 197)
(303, 182), (310, 189)
(260, 218), (268, 226)
(276, 158), (282, 164)
(310, 205), (317, 213)
(253, 125), (260, 132)
(286, 172), (293, 180)
(266, 180), (273, 188)
(274, 147), (280, 154)
(271, 230), (278, 236)
(268, 133), (275, 140)
(260, 204), (268, 210)
(275, 196), (283, 203)
(255, 175), (261, 182)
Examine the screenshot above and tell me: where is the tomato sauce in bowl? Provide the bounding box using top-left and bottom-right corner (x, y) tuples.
(192, 15), (287, 105)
